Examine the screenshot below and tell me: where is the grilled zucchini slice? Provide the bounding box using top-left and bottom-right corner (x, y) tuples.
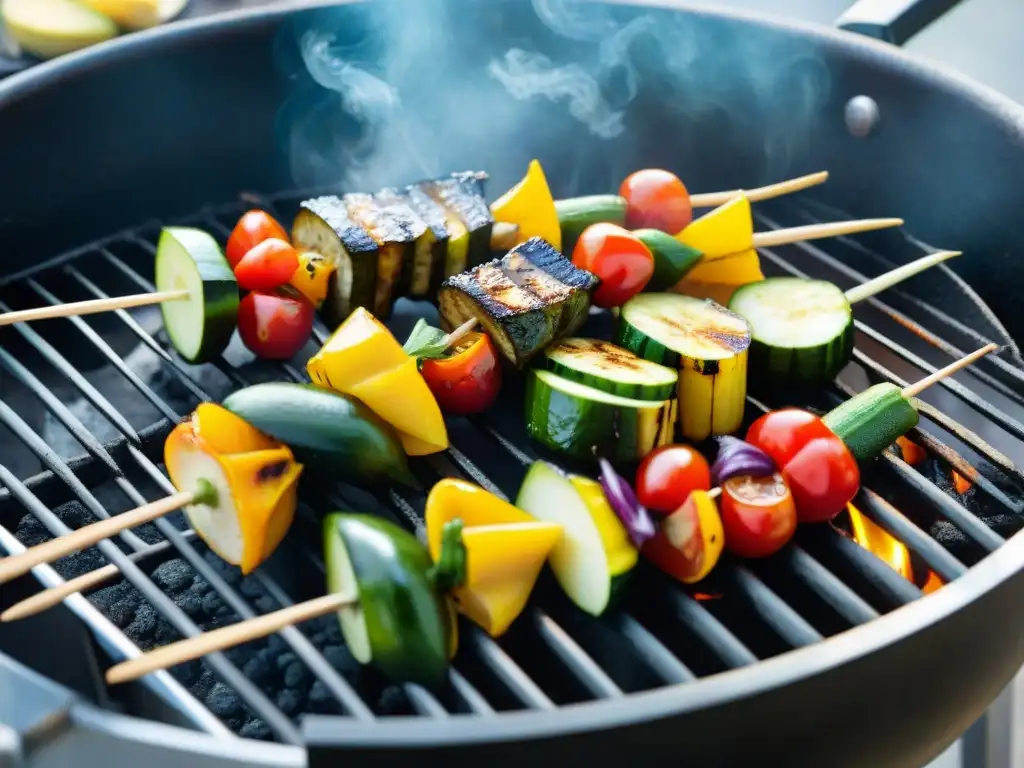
(292, 196), (378, 330)
(383, 186), (444, 299)
(438, 237), (597, 369)
(542, 338), (678, 401)
(420, 172), (494, 270)
(344, 192), (425, 319)
(618, 293), (751, 441)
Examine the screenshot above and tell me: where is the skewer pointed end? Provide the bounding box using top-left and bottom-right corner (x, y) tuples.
(901, 343), (999, 398)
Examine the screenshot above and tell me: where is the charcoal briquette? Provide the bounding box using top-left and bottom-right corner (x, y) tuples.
(376, 686), (409, 715)
(322, 645), (359, 677)
(191, 669), (218, 699)
(275, 652), (298, 671)
(201, 591), (225, 615)
(239, 718), (272, 740)
(89, 581), (136, 612)
(151, 560), (194, 593)
(274, 688), (303, 717)
(267, 634), (288, 654)
(154, 621), (179, 646)
(107, 599), (137, 629)
(307, 681), (335, 713)
(241, 655), (272, 684)
(254, 595), (278, 613)
(126, 602), (157, 641)
(177, 592), (204, 617)
(206, 682), (242, 717)
(240, 580), (267, 599)
(283, 661), (310, 688)
(172, 659), (202, 687)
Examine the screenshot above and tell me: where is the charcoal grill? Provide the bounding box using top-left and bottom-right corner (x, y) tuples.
(3, 0), (1024, 766)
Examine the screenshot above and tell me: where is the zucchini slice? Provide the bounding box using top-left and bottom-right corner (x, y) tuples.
(323, 513), (451, 687)
(618, 293), (751, 441)
(381, 186), (443, 298)
(344, 192), (425, 319)
(542, 338), (678, 401)
(515, 461), (637, 616)
(438, 237), (597, 368)
(154, 226), (239, 364)
(728, 277), (854, 388)
(292, 196), (378, 330)
(418, 173), (493, 271)
(822, 382), (920, 464)
(525, 369), (675, 462)
(555, 194), (627, 255)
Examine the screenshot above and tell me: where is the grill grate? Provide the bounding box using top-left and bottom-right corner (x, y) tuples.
(1, 190), (1022, 744)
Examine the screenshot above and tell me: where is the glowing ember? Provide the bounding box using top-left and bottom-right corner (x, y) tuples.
(921, 570), (944, 594)
(847, 503), (914, 581)
(951, 470), (973, 495)
(692, 592), (722, 602)
(895, 436), (926, 466)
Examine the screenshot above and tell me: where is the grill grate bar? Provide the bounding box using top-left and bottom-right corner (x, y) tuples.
(533, 612), (623, 699)
(0, 345), (121, 476)
(668, 592), (758, 668)
(467, 632), (557, 710)
(614, 614), (696, 683)
(780, 546), (879, 625)
(0, 458), (303, 743)
(448, 669), (497, 715)
(728, 566), (823, 647)
(880, 454), (1006, 551)
(816, 532), (924, 607)
(854, 490), (967, 582)
(25, 278), (182, 423)
(0, 298), (139, 443)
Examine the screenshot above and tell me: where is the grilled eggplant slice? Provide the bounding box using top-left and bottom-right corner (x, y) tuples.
(438, 237), (597, 369)
(419, 172), (494, 271)
(292, 196), (378, 330)
(344, 192), (425, 318)
(402, 185), (450, 298)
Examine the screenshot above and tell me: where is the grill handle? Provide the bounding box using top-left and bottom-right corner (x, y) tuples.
(835, 0), (965, 45)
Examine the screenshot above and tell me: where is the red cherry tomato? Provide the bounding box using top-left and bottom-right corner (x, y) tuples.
(619, 169), (693, 233)
(641, 489), (724, 584)
(234, 238), (300, 292)
(226, 210), (290, 268)
(636, 444), (712, 516)
(420, 332), (502, 416)
(571, 223), (654, 308)
(719, 473), (797, 558)
(237, 290), (314, 360)
(745, 409), (860, 524)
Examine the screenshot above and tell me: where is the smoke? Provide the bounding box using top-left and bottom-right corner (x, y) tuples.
(276, 0), (831, 197)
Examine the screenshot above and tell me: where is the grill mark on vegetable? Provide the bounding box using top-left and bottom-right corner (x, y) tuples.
(551, 339), (645, 372)
(657, 313), (750, 353)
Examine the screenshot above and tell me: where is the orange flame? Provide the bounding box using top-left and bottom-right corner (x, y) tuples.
(952, 470), (973, 495)
(847, 503), (914, 582)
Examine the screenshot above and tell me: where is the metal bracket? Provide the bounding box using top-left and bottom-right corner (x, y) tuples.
(836, 0), (966, 46)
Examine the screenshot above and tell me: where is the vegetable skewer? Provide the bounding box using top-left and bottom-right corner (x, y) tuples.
(730, 250), (961, 387)
(104, 513), (454, 687)
(0, 289), (189, 327)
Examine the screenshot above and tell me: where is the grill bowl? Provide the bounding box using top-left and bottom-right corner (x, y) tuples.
(2, 2), (1024, 767)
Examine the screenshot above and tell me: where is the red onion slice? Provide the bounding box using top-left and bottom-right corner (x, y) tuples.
(711, 436), (776, 486)
(599, 459), (656, 548)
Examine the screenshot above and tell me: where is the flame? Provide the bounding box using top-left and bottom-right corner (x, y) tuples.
(846, 503), (945, 593)
(896, 436), (926, 466)
(692, 592), (722, 602)
(951, 470), (973, 495)
(847, 503), (914, 582)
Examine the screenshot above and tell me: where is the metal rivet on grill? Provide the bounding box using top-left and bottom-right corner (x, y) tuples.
(845, 95), (880, 138)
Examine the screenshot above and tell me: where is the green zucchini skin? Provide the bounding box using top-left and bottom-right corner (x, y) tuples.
(221, 382), (413, 486)
(556, 195), (627, 255)
(542, 338), (678, 401)
(616, 314), (680, 368)
(729, 278), (855, 388)
(634, 229), (704, 292)
(421, 172), (493, 269)
(402, 185), (451, 298)
(524, 369), (674, 463)
(324, 513), (450, 688)
(823, 382), (920, 464)
(292, 196), (378, 330)
(154, 226), (239, 365)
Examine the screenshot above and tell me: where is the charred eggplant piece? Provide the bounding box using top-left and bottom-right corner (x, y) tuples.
(292, 196), (378, 331)
(402, 185), (451, 298)
(438, 237), (597, 369)
(418, 171), (494, 272)
(343, 192), (426, 318)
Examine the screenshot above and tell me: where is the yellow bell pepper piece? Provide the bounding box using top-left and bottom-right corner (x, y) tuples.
(567, 474), (639, 581)
(164, 423), (302, 575)
(288, 251), (334, 308)
(308, 307), (448, 455)
(676, 195), (753, 259)
(672, 249), (765, 305)
(191, 402), (278, 455)
(490, 159), (562, 252)
(425, 478), (563, 637)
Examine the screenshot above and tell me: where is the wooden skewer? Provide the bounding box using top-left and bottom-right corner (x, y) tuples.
(105, 591), (355, 685)
(490, 222), (521, 251)
(690, 170), (829, 209)
(0, 289), (190, 327)
(901, 343), (999, 399)
(844, 250), (961, 305)
(442, 317), (479, 349)
(752, 218), (903, 249)
(0, 489), (199, 586)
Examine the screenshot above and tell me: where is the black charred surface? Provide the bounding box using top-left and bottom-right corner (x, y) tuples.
(295, 196), (377, 256)
(419, 172), (494, 268)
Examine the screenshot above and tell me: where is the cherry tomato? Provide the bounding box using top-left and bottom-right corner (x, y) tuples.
(571, 223), (654, 308)
(641, 489), (724, 584)
(719, 473), (797, 558)
(619, 169), (693, 233)
(745, 409), (860, 524)
(234, 238), (300, 292)
(237, 290), (314, 360)
(636, 444), (712, 516)
(420, 332), (502, 416)
(226, 210), (290, 268)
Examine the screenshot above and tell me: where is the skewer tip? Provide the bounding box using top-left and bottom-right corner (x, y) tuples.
(900, 343), (999, 398)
